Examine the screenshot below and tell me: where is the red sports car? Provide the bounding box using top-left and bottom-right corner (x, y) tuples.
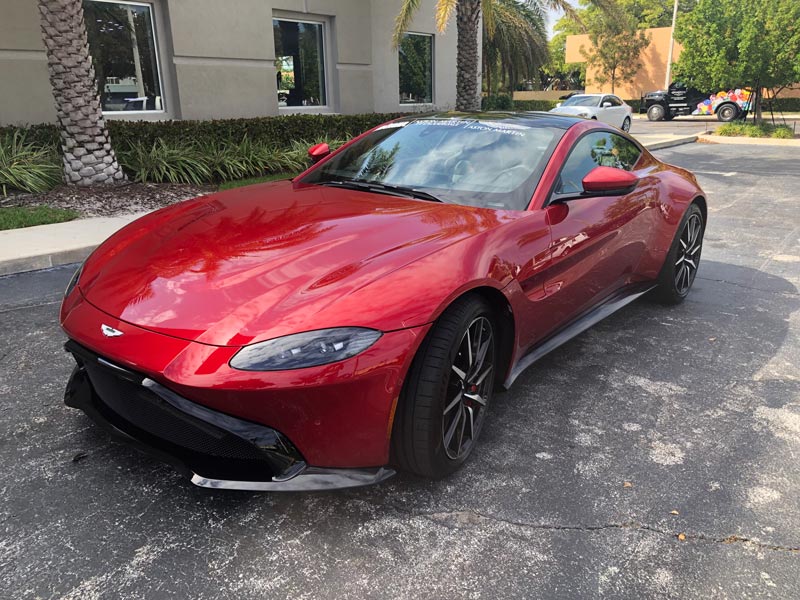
(61, 112), (706, 490)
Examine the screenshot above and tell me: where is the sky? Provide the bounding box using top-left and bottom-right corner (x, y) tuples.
(545, 0), (579, 39)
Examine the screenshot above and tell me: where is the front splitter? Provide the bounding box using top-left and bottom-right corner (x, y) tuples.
(191, 466), (396, 492)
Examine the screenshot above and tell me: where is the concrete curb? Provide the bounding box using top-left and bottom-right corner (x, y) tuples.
(697, 133), (800, 146)
(0, 213), (145, 277)
(0, 134), (701, 278)
(642, 135), (699, 151)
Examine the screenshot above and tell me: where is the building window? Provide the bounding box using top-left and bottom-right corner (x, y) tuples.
(83, 0), (164, 112)
(399, 33), (433, 105)
(273, 19), (326, 107)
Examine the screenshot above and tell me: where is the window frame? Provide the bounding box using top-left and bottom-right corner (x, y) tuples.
(545, 129), (644, 206)
(85, 0), (168, 117)
(273, 15), (331, 113)
(397, 31), (435, 106)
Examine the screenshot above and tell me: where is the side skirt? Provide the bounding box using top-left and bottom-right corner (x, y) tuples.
(504, 282), (656, 388)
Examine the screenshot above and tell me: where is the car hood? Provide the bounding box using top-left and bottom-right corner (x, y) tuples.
(80, 180), (507, 346)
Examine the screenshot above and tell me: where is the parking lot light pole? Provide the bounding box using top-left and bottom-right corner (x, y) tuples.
(665, 0), (679, 89)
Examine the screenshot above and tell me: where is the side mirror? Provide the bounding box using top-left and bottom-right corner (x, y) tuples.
(556, 102), (562, 108)
(601, 101), (612, 108)
(582, 166), (639, 195)
(308, 142), (331, 164)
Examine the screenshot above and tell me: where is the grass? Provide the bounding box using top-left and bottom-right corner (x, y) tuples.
(0, 206), (80, 231)
(218, 172), (296, 191)
(716, 122), (795, 139)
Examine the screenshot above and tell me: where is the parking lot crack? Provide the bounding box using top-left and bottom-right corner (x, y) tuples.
(402, 509), (800, 554)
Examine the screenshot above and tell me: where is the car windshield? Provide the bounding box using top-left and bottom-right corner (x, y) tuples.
(561, 95), (601, 107)
(301, 118), (563, 211)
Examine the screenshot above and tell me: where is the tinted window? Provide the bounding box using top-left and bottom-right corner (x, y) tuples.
(302, 119), (564, 210)
(399, 33), (433, 104)
(603, 95), (622, 106)
(274, 19), (326, 107)
(553, 131), (642, 196)
(84, 0), (164, 112)
(562, 95), (601, 107)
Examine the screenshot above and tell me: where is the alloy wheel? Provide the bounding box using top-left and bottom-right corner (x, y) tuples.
(442, 316), (495, 460)
(674, 213), (703, 294)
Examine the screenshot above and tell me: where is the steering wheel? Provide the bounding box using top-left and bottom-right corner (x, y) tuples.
(451, 159), (472, 184)
(486, 164), (531, 188)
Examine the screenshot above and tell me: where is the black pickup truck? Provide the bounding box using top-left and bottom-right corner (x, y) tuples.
(642, 82), (750, 122)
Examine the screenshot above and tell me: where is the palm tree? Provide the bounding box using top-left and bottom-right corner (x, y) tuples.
(38, 0), (125, 185)
(483, 0), (549, 94)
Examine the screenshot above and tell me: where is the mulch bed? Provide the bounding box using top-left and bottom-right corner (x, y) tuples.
(0, 182), (215, 218)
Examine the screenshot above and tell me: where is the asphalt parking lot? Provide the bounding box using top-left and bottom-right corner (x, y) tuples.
(1, 143), (798, 599)
(629, 113), (800, 137)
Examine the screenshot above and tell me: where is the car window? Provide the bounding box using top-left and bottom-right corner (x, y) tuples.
(562, 95), (601, 107)
(602, 96), (622, 107)
(302, 118), (564, 211)
(553, 131), (642, 196)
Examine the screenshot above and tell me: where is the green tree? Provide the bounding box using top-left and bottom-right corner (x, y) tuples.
(542, 16), (585, 89)
(674, 0), (800, 110)
(483, 0), (549, 94)
(580, 8), (649, 94)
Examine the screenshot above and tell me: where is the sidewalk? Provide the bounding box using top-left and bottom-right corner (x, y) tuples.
(0, 213), (145, 277)
(0, 135), (701, 278)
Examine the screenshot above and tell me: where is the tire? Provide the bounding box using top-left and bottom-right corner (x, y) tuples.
(391, 295), (497, 479)
(716, 103), (739, 122)
(621, 117), (631, 132)
(647, 104), (665, 121)
(653, 204), (705, 305)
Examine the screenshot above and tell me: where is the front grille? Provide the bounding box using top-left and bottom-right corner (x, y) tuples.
(66, 341), (301, 481)
(86, 362), (264, 461)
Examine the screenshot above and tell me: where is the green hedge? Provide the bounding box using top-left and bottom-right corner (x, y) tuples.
(770, 97), (800, 112)
(0, 112), (409, 152)
(512, 100), (559, 111)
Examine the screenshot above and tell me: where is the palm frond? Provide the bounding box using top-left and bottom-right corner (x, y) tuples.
(435, 0), (459, 32)
(481, 0), (496, 38)
(392, 0), (423, 47)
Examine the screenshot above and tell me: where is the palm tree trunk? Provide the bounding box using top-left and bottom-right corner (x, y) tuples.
(456, 0), (482, 111)
(38, 0), (125, 185)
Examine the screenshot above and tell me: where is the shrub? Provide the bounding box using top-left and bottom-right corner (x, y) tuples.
(117, 139), (211, 184)
(771, 125), (795, 139)
(482, 95), (514, 111)
(513, 99), (559, 111)
(0, 131), (62, 195)
(0, 113), (407, 154)
(716, 122), (795, 138)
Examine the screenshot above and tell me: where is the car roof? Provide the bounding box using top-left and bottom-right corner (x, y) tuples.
(396, 111), (585, 130)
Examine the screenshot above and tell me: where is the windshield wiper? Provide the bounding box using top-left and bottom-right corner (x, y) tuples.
(319, 179), (444, 203)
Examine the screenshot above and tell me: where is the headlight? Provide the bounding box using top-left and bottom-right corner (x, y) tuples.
(64, 264), (83, 297)
(230, 327), (382, 371)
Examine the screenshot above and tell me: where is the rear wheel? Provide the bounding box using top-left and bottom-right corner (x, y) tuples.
(716, 103), (739, 122)
(647, 104), (665, 121)
(391, 295), (497, 479)
(653, 204), (704, 305)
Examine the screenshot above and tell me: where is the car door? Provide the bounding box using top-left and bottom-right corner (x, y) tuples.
(537, 130), (655, 334)
(597, 95), (626, 128)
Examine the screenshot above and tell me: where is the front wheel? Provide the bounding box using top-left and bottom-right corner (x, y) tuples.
(653, 204), (704, 305)
(716, 103), (739, 122)
(621, 117), (631, 132)
(647, 104), (665, 121)
(391, 295), (497, 479)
